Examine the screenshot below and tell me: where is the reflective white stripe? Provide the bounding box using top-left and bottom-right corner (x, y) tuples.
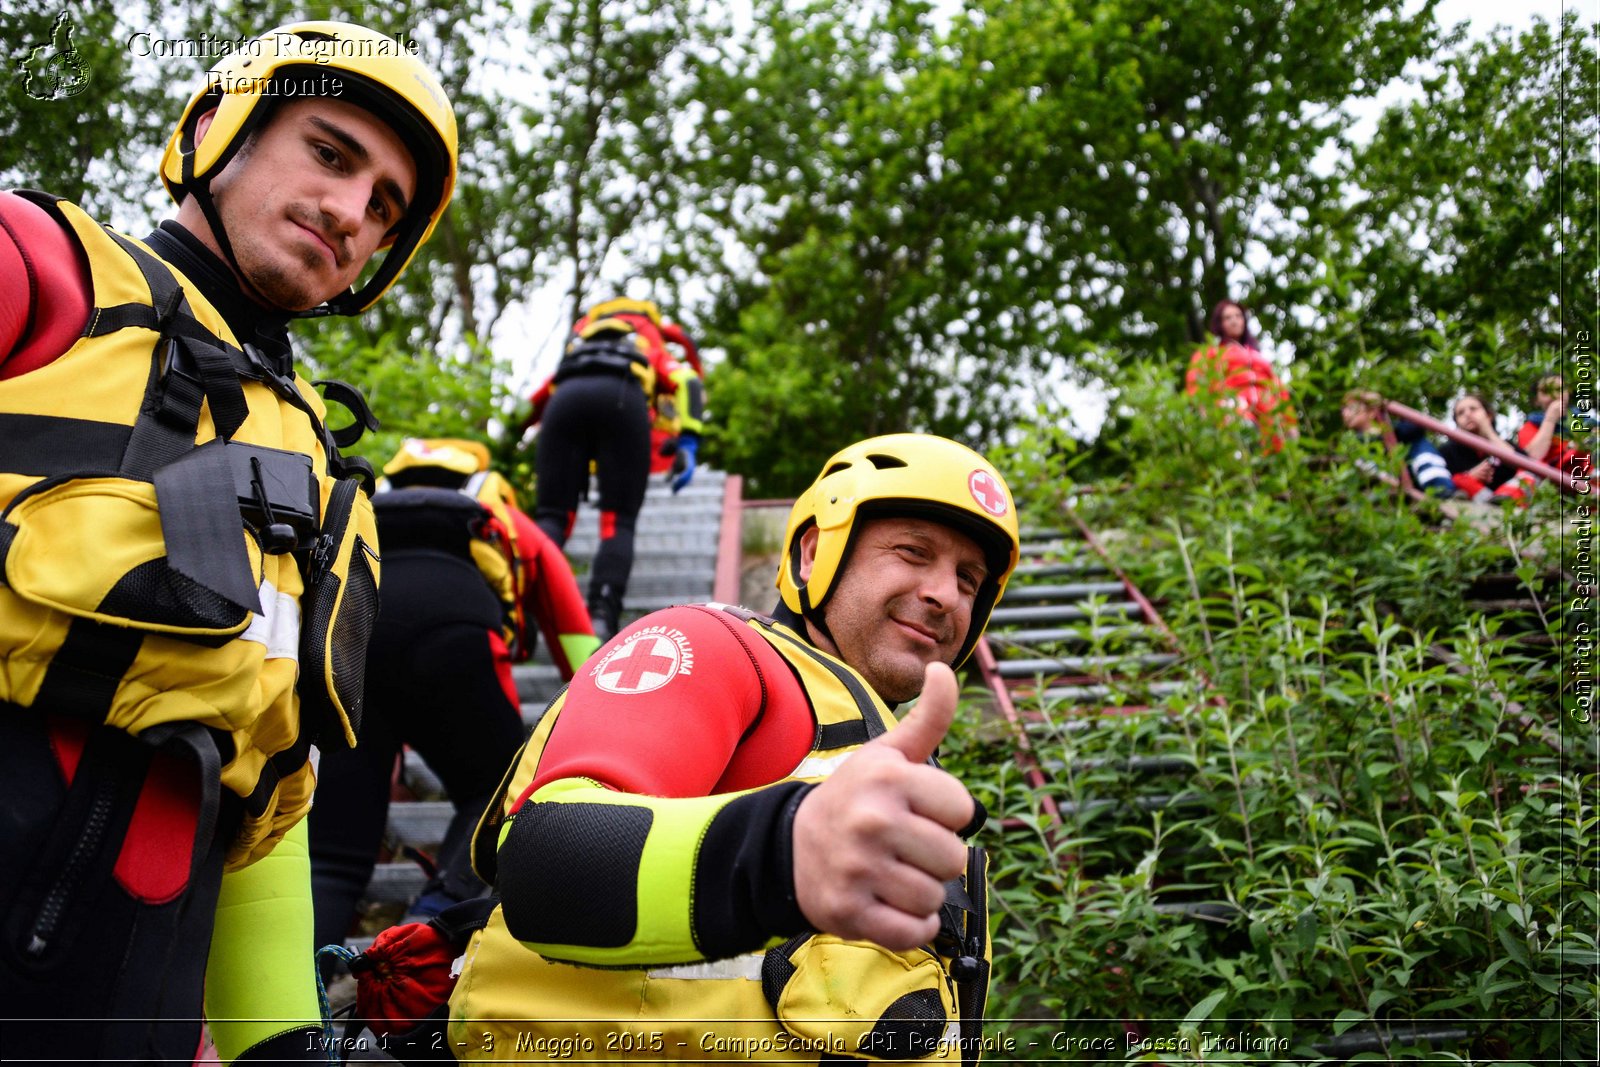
(1412, 452), (1450, 475)
(241, 578), (300, 662)
(789, 750), (854, 780)
(647, 954), (764, 981)
(940, 1020), (960, 1046)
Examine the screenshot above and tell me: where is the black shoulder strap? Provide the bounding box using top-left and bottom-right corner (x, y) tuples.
(92, 228), (249, 477)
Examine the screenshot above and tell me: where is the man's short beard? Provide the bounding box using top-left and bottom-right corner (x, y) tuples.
(243, 258), (322, 311)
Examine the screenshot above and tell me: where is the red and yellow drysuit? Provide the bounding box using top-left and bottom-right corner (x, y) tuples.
(448, 603), (989, 1063)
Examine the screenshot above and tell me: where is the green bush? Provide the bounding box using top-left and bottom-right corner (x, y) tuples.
(944, 370), (1597, 1061)
(295, 325), (527, 489)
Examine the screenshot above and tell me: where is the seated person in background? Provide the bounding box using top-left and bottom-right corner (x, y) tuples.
(1439, 393), (1534, 505)
(1517, 374), (1591, 492)
(1185, 299), (1299, 452)
(1341, 390), (1457, 497)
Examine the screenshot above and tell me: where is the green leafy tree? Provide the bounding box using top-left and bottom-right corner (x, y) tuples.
(508, 0), (711, 324)
(1284, 13), (1599, 423)
(1, 1), (174, 218)
(691, 0), (1437, 491)
(690, 0), (1064, 494)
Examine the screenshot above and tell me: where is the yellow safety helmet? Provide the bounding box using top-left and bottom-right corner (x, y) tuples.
(382, 437), (491, 479)
(777, 434), (1021, 670)
(583, 297), (663, 326)
(159, 21), (458, 315)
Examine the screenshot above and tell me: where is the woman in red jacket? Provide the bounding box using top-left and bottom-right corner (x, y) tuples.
(1184, 299), (1299, 453)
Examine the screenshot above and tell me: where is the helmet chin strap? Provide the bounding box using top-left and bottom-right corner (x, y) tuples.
(791, 533), (839, 651)
(797, 585), (837, 651)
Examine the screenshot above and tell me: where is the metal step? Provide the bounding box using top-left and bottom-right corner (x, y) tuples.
(1033, 680), (1187, 704)
(400, 749), (444, 798)
(1000, 581), (1127, 603)
(386, 801), (454, 848)
(1012, 560), (1111, 579)
(1050, 792), (1211, 819)
(1015, 538), (1082, 560)
(989, 602), (1142, 625)
(366, 862), (427, 904)
(618, 593), (712, 615)
(1069, 755), (1198, 775)
(995, 652), (1178, 678)
(586, 567), (717, 598)
(639, 481), (727, 503)
(988, 624), (1157, 646)
(566, 544), (722, 567)
(512, 662), (564, 703)
(564, 523), (725, 554)
(1152, 901), (1242, 923)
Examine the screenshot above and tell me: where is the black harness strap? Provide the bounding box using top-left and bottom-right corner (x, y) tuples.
(0, 413), (132, 478)
(98, 230), (250, 479)
(31, 618), (144, 722)
(152, 440), (264, 613)
(553, 337), (651, 384)
(814, 719), (871, 750)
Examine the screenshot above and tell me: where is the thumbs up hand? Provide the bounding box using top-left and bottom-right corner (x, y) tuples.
(790, 662), (976, 950)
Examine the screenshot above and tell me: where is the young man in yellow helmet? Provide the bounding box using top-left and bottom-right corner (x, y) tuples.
(0, 22), (456, 1059)
(449, 434), (1019, 1064)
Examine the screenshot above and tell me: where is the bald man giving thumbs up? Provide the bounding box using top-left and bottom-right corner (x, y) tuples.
(450, 435), (1021, 1063)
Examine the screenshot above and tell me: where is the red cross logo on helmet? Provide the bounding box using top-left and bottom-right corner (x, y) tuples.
(968, 469), (1009, 517)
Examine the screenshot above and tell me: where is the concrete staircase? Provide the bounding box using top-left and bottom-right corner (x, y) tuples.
(347, 469), (734, 936)
(973, 522), (1230, 920)
(978, 527), (1186, 728)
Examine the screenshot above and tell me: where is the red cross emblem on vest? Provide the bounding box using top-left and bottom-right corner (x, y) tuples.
(592, 629), (693, 694)
(968, 469), (1008, 517)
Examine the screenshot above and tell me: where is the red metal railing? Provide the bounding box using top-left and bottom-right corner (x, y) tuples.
(971, 634), (1064, 836)
(1384, 399), (1587, 495)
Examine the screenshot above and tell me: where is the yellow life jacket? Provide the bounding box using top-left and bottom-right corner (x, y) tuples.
(448, 607), (990, 1063)
(0, 195), (380, 867)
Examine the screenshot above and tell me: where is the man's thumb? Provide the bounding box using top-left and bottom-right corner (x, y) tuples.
(880, 662), (959, 763)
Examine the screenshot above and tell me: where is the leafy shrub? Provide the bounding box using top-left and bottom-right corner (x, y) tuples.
(944, 371), (1597, 1061)
(295, 325), (526, 487)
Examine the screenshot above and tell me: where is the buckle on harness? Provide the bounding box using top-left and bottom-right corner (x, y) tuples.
(229, 444), (319, 553)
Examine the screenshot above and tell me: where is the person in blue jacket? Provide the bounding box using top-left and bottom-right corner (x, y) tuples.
(1341, 390), (1457, 496)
